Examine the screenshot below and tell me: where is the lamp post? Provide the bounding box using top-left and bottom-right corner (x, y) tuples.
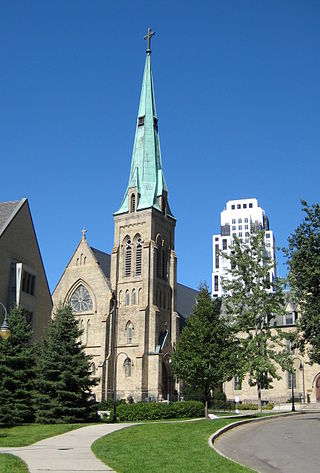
(0, 303), (11, 340)
(113, 351), (129, 422)
(290, 356), (304, 411)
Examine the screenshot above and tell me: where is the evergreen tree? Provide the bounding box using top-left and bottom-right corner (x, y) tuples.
(0, 307), (35, 424)
(223, 231), (291, 412)
(34, 303), (98, 423)
(286, 200), (320, 364)
(172, 284), (236, 417)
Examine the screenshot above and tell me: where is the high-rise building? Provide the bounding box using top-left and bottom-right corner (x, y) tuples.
(212, 198), (276, 298)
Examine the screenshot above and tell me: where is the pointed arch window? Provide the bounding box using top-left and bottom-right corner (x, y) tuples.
(125, 239), (132, 277)
(70, 285), (93, 312)
(124, 357), (132, 377)
(90, 362), (96, 375)
(86, 319), (91, 345)
(132, 289), (136, 305)
(156, 239), (162, 279)
(130, 194), (136, 213)
(125, 290), (130, 306)
(79, 319), (84, 343)
(126, 321), (134, 344)
(136, 237), (142, 275)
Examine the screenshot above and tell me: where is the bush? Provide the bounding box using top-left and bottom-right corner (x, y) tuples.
(237, 402), (274, 410)
(98, 399), (126, 411)
(210, 400), (235, 411)
(116, 400), (204, 421)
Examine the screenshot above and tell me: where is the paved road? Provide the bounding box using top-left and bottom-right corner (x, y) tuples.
(215, 413), (320, 473)
(0, 423), (132, 473)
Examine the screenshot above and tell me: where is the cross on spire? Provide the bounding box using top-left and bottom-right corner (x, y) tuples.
(144, 27), (155, 55)
(81, 227), (87, 240)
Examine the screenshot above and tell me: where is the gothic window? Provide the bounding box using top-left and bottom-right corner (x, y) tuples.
(125, 239), (132, 277)
(79, 319), (84, 343)
(86, 319), (91, 345)
(119, 290), (123, 306)
(124, 358), (132, 377)
(70, 285), (93, 312)
(126, 321), (133, 344)
(132, 289), (136, 305)
(138, 288), (142, 305)
(156, 236), (162, 279)
(130, 194), (136, 213)
(234, 375), (242, 390)
(125, 290), (130, 306)
(136, 238), (142, 275)
(90, 362), (96, 375)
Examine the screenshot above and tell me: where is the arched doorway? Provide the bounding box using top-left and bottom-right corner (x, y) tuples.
(316, 376), (320, 402)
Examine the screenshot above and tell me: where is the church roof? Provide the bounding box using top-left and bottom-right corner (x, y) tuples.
(0, 199), (26, 237)
(115, 37), (174, 218)
(91, 247), (111, 279)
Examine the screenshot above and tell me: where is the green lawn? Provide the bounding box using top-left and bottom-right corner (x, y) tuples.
(92, 419), (255, 473)
(0, 424), (88, 447)
(0, 454), (28, 473)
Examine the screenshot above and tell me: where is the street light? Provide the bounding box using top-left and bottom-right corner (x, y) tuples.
(113, 351), (129, 422)
(0, 303), (11, 340)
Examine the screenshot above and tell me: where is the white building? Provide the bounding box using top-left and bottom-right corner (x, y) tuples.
(212, 198), (276, 298)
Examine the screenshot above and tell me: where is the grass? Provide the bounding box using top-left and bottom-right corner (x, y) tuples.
(92, 418), (255, 473)
(0, 454), (29, 473)
(0, 424), (89, 447)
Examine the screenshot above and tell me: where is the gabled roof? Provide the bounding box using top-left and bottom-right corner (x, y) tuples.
(0, 198), (26, 237)
(91, 247), (111, 279)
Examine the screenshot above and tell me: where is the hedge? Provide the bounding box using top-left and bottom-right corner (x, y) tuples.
(116, 400), (204, 421)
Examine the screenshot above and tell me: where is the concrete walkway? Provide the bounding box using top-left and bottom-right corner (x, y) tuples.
(0, 423), (133, 473)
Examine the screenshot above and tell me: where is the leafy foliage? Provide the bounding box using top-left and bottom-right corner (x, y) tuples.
(222, 231), (291, 411)
(171, 284), (236, 416)
(0, 307), (35, 424)
(286, 200), (320, 364)
(33, 303), (98, 423)
(115, 400), (204, 421)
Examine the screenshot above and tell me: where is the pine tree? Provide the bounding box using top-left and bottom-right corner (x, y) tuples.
(172, 284), (236, 417)
(0, 307), (35, 424)
(33, 303), (98, 423)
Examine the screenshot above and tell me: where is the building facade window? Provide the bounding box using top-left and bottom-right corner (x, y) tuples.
(234, 375), (242, 390)
(130, 194), (136, 213)
(70, 285), (93, 312)
(124, 358), (132, 377)
(125, 239), (132, 277)
(22, 271), (36, 296)
(215, 244), (219, 269)
(132, 289), (136, 305)
(126, 321), (133, 344)
(214, 275), (219, 292)
(125, 290), (130, 306)
(136, 238), (142, 275)
(86, 319), (91, 345)
(222, 239), (227, 250)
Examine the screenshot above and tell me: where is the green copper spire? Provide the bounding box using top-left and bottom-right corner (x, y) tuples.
(115, 29), (174, 218)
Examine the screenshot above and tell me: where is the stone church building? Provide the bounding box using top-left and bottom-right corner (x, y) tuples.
(53, 33), (197, 402)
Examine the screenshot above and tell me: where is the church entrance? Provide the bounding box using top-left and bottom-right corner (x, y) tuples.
(161, 362), (174, 400)
(316, 376), (320, 402)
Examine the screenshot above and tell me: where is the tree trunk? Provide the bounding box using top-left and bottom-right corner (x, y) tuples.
(257, 382), (262, 413)
(205, 398), (209, 418)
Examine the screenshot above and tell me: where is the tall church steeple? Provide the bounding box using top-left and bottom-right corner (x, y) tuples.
(115, 29), (174, 218)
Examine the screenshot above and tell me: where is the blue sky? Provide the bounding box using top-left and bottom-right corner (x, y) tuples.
(1, 1), (319, 292)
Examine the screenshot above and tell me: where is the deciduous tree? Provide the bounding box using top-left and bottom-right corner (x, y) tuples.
(222, 231), (291, 412)
(171, 284), (236, 417)
(286, 200), (320, 364)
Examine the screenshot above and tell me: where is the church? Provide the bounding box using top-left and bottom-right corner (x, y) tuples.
(53, 30), (197, 402)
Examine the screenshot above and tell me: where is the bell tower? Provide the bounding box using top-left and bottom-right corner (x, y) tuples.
(110, 29), (179, 401)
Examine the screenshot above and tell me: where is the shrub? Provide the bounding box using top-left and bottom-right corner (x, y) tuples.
(210, 400), (235, 411)
(116, 400), (204, 422)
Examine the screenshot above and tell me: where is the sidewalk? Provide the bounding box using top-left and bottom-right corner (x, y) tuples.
(0, 423), (132, 473)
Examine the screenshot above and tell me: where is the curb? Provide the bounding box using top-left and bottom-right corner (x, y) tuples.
(208, 412), (304, 472)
